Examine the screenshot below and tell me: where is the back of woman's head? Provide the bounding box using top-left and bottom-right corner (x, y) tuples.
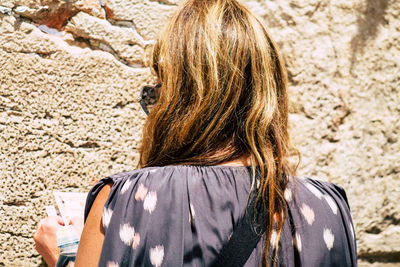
(139, 0), (298, 262)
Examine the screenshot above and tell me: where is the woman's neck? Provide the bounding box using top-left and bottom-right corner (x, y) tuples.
(217, 155), (251, 167)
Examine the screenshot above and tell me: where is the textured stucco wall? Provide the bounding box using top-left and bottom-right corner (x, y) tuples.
(0, 0), (399, 266)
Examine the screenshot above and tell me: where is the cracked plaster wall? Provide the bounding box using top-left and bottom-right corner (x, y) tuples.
(0, 0), (399, 266)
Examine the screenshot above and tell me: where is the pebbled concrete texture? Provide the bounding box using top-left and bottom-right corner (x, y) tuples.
(0, 0), (399, 265)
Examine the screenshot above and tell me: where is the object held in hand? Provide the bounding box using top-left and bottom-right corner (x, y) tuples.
(57, 225), (80, 257)
(45, 206), (58, 217)
(53, 191), (87, 226)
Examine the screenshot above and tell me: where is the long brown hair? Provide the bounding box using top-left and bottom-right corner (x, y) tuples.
(139, 0), (299, 264)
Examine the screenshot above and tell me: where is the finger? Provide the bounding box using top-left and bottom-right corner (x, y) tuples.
(36, 218), (47, 230)
(55, 216), (65, 226)
(68, 216), (83, 226)
(36, 216), (64, 232)
(46, 216), (65, 226)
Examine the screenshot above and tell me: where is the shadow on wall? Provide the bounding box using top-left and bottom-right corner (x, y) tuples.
(350, 0), (389, 71)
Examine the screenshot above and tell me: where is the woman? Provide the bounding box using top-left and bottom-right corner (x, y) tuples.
(34, 0), (357, 266)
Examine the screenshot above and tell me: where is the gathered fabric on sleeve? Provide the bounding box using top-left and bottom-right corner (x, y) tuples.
(84, 166), (357, 267)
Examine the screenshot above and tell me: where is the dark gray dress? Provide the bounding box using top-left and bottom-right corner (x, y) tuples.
(83, 165), (357, 266)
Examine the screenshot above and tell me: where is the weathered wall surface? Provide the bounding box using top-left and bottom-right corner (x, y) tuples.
(0, 0), (399, 266)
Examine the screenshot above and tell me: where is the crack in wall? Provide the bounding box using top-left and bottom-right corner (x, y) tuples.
(360, 252), (400, 263)
(1, 3), (155, 68)
(107, 18), (156, 46)
(65, 34), (138, 67)
(148, 0), (179, 5)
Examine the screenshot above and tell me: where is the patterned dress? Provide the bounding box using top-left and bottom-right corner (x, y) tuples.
(82, 165), (357, 266)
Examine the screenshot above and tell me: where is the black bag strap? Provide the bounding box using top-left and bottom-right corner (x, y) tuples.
(212, 195), (267, 267)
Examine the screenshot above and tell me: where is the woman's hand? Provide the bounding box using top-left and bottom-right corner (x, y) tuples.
(33, 216), (64, 267)
(34, 216), (85, 267)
